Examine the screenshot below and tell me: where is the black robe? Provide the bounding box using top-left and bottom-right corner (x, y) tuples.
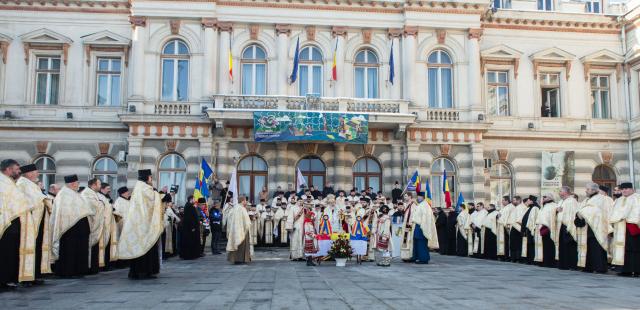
(0, 218), (20, 285)
(89, 243), (100, 274)
(391, 188), (403, 204)
(509, 226), (523, 262)
(483, 210), (498, 260)
(501, 226), (510, 260)
(446, 212), (458, 255)
(520, 206), (537, 264)
(574, 217), (607, 273)
(558, 224), (578, 270)
(54, 217), (90, 277)
(128, 242), (160, 279)
(456, 229), (468, 256)
(436, 212), (448, 255)
(539, 209), (556, 268)
(34, 211), (46, 279)
(179, 203), (201, 260)
(622, 230), (640, 274)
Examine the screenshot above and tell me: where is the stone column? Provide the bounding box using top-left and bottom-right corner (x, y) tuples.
(275, 24), (291, 95)
(202, 18), (218, 98)
(334, 143), (346, 190)
(126, 137), (143, 188)
(129, 16), (147, 99)
(388, 29), (403, 100)
(391, 144), (403, 185)
(467, 28), (483, 110)
(402, 26), (418, 104)
(276, 143), (288, 190)
(406, 143), (420, 176)
(470, 142), (485, 203)
(216, 140), (229, 180)
(332, 26), (347, 97)
(218, 22), (233, 95)
(199, 137), (214, 164)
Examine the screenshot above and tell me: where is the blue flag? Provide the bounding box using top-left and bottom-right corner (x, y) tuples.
(289, 37), (300, 84)
(388, 40), (395, 85)
(455, 192), (464, 213)
(194, 158), (214, 200)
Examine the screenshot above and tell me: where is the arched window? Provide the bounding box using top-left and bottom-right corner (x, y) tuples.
(353, 157), (382, 193)
(296, 156), (326, 191)
(298, 46), (323, 96)
(93, 157), (118, 188)
(490, 163), (513, 204)
(427, 50), (453, 108)
(241, 44), (267, 95)
(34, 156), (56, 189)
(354, 49), (379, 99)
(161, 39), (189, 102)
(158, 153), (187, 204)
(237, 155), (268, 204)
(430, 158), (456, 207)
(592, 164), (616, 196)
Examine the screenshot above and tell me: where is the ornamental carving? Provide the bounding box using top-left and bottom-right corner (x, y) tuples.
(98, 143), (110, 155)
(387, 28), (403, 39)
(247, 142), (259, 154)
(129, 16), (146, 28)
(362, 29), (372, 44)
(497, 149), (509, 161)
(468, 28), (483, 40)
(600, 151), (613, 165)
(201, 18), (218, 29)
(35, 141), (48, 154)
(363, 144), (374, 156)
(403, 26), (418, 37)
(306, 26), (316, 41)
(249, 24), (260, 40)
(170, 20), (181, 35)
(331, 26), (348, 37)
(303, 143), (318, 154)
(166, 140), (177, 152)
(440, 144), (451, 156)
(436, 29), (446, 44)
(275, 24), (291, 36)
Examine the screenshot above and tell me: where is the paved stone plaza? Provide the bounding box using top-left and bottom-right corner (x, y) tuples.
(1, 248), (639, 310)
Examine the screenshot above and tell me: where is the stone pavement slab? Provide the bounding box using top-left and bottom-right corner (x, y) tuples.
(1, 247), (639, 310)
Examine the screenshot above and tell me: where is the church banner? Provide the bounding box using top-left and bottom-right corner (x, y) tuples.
(540, 151), (575, 196)
(253, 111), (368, 144)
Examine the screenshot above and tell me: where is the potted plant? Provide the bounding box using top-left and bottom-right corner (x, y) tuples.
(328, 234), (352, 267)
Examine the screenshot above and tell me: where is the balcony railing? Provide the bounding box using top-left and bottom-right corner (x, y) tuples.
(154, 103), (191, 115)
(425, 109), (461, 121)
(212, 95), (409, 114)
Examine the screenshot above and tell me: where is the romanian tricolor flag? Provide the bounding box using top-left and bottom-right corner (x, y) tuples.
(406, 169), (420, 194)
(443, 170), (452, 208)
(228, 46), (233, 81)
(424, 177), (432, 204)
(331, 39), (338, 81)
(193, 158), (214, 201)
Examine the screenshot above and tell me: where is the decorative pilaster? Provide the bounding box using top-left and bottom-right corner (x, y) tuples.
(471, 143), (485, 203)
(334, 143), (346, 190)
(216, 140), (229, 179)
(202, 18), (218, 98)
(391, 144), (403, 188)
(402, 26), (418, 104)
(467, 28), (483, 110)
(276, 143), (288, 190)
(126, 137), (143, 188)
(388, 28), (402, 99)
(275, 24), (291, 95)
(129, 16), (147, 100)
(218, 23), (233, 95)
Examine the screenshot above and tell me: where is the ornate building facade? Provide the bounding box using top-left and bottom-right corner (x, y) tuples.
(1, 0), (639, 206)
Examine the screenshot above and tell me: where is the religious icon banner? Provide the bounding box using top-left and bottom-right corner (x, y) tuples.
(540, 151), (575, 196)
(253, 111), (369, 144)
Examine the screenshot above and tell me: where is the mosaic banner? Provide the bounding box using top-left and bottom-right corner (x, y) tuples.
(253, 111), (368, 144)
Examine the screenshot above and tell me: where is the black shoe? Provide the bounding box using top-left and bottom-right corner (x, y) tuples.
(33, 279), (45, 285)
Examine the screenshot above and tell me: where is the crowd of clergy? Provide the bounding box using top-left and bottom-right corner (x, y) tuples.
(2, 156), (640, 292)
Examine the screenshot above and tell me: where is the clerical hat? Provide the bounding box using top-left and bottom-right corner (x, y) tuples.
(137, 169), (152, 181)
(64, 174), (78, 183)
(162, 194), (172, 203)
(528, 195), (538, 202)
(19, 164), (37, 174)
(620, 182), (633, 189)
(599, 185), (610, 193)
(117, 186), (129, 195)
(197, 197), (206, 204)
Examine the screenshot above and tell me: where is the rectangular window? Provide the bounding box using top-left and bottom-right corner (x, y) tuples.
(591, 75), (610, 119)
(540, 73), (561, 117)
(96, 58), (121, 106)
(537, 0), (553, 11)
(161, 58), (189, 101)
(35, 57), (60, 105)
(493, 0), (511, 9)
(487, 71), (510, 116)
(585, 0), (601, 13)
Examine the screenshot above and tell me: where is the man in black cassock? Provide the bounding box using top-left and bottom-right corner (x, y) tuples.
(557, 186), (579, 270)
(509, 196), (524, 262)
(391, 181), (403, 204)
(520, 196), (539, 264)
(0, 160), (26, 290)
(180, 198), (202, 260)
(445, 208), (458, 255)
(435, 207), (448, 255)
(482, 204), (498, 260)
(456, 204), (469, 257)
(51, 175), (92, 278)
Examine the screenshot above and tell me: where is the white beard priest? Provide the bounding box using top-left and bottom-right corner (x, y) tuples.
(117, 169), (165, 279)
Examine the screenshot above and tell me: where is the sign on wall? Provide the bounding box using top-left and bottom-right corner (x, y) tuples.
(253, 111), (369, 144)
(540, 151), (575, 196)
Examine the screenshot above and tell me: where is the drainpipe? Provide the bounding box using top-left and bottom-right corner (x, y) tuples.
(621, 20), (636, 185)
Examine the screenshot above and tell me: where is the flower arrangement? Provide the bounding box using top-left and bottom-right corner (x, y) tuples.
(328, 234), (353, 259)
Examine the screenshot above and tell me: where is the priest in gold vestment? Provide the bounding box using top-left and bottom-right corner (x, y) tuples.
(575, 183), (609, 273)
(51, 175), (94, 277)
(557, 186), (580, 270)
(410, 194), (439, 264)
(0, 159), (36, 288)
(226, 197), (252, 264)
(609, 182), (640, 276)
(534, 193), (558, 267)
(17, 164), (53, 283)
(118, 170), (165, 279)
(81, 178), (107, 274)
